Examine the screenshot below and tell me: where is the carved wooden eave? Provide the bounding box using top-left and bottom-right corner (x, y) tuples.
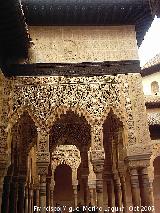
(21, 0), (154, 47)
(0, 0), (30, 63)
(145, 95), (160, 108)
(150, 0), (160, 17)
(5, 60), (140, 77)
(141, 63), (160, 77)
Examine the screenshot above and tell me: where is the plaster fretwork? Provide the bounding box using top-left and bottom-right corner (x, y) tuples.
(8, 74), (149, 152)
(51, 145), (81, 181)
(148, 113), (160, 125)
(0, 72), (10, 164)
(128, 74), (151, 144)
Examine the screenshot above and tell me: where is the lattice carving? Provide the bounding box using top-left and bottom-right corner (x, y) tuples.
(148, 112), (160, 125)
(0, 72), (11, 163)
(6, 74), (151, 156)
(127, 74), (151, 144)
(51, 145), (81, 181)
(37, 128), (49, 152)
(9, 75), (129, 150)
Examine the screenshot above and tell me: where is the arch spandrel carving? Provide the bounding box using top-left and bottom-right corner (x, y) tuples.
(7, 107), (45, 133)
(10, 76), (125, 123)
(46, 105), (93, 129)
(9, 74), (146, 151)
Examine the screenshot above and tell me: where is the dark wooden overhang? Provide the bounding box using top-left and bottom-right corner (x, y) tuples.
(0, 0), (30, 64)
(6, 60), (140, 77)
(151, 0), (160, 17)
(141, 63), (160, 77)
(22, 0), (154, 46)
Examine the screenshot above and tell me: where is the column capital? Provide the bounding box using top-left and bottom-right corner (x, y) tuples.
(36, 152), (50, 175)
(91, 149), (105, 163)
(125, 154), (151, 169)
(92, 162), (104, 174)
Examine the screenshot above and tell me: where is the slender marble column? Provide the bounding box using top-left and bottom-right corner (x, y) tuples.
(50, 189), (54, 208)
(73, 184), (78, 208)
(89, 188), (94, 206)
(25, 185), (29, 213)
(107, 178), (115, 212)
(0, 177), (4, 213)
(120, 176), (127, 213)
(0, 165), (8, 213)
(17, 176), (26, 213)
(35, 186), (40, 208)
(46, 177), (51, 209)
(139, 167), (154, 213)
(1, 175), (12, 213)
(82, 177), (88, 206)
(114, 175), (123, 213)
(105, 180), (108, 208)
(40, 175), (47, 213)
(130, 168), (141, 213)
(95, 172), (104, 210)
(28, 184), (33, 213)
(11, 176), (18, 213)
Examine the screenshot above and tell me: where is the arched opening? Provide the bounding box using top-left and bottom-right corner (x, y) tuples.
(49, 110), (91, 206)
(149, 125), (160, 140)
(1, 111), (38, 213)
(151, 81), (159, 95)
(53, 164), (74, 207)
(153, 156), (160, 213)
(103, 111), (129, 210)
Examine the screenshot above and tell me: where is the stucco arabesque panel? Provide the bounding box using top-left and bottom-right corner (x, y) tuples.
(148, 112), (160, 125)
(8, 75), (140, 153)
(127, 74), (151, 145)
(52, 145), (81, 181)
(0, 72), (11, 165)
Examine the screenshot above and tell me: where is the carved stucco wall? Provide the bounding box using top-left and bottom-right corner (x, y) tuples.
(52, 145), (81, 181)
(28, 26), (139, 63)
(0, 71), (10, 165)
(8, 74), (150, 156)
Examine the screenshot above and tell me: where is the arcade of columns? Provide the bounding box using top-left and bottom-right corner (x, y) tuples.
(0, 72), (160, 213)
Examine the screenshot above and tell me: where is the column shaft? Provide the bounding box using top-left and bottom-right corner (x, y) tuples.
(25, 185), (29, 213)
(120, 176), (127, 213)
(40, 175), (47, 213)
(50, 190), (54, 208)
(96, 173), (104, 209)
(18, 182), (26, 213)
(1, 176), (11, 213)
(139, 168), (154, 213)
(73, 185), (78, 208)
(28, 184), (33, 213)
(107, 179), (115, 211)
(130, 169), (141, 213)
(46, 178), (51, 208)
(114, 177), (123, 213)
